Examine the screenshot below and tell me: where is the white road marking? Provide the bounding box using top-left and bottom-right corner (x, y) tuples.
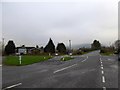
(100, 58), (106, 89)
(100, 58), (102, 62)
(82, 56), (88, 62)
(103, 87), (106, 90)
(0, 64), (2, 66)
(101, 70), (104, 74)
(53, 64), (77, 73)
(3, 83), (22, 90)
(101, 64), (103, 67)
(81, 59), (86, 62)
(102, 76), (105, 83)
(101, 66), (103, 69)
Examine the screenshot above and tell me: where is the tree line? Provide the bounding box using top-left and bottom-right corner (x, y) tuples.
(4, 38), (67, 55)
(4, 38), (102, 55)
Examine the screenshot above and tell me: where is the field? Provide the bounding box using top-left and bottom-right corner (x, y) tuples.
(3, 55), (52, 66)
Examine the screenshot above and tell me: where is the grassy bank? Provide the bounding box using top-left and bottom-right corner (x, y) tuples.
(100, 47), (115, 56)
(100, 52), (114, 56)
(3, 55), (52, 66)
(61, 56), (74, 61)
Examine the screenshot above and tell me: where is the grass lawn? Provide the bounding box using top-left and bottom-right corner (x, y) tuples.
(3, 55), (52, 66)
(61, 56), (74, 61)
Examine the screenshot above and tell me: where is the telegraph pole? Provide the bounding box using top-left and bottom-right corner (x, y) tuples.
(69, 40), (71, 51)
(69, 40), (72, 55)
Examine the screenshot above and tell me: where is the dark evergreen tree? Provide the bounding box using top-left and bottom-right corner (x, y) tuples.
(91, 40), (101, 50)
(36, 45), (39, 49)
(5, 40), (16, 55)
(56, 43), (66, 54)
(44, 38), (55, 53)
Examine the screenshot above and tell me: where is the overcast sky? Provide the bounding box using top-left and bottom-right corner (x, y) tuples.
(1, 0), (119, 47)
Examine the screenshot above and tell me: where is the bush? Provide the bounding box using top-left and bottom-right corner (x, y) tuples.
(100, 47), (115, 55)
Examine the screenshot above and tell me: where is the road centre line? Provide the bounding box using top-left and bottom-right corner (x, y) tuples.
(101, 70), (104, 74)
(3, 83), (22, 90)
(100, 58), (102, 62)
(53, 64), (77, 73)
(101, 64), (103, 67)
(100, 58), (106, 89)
(102, 76), (105, 83)
(103, 87), (106, 90)
(101, 66), (103, 69)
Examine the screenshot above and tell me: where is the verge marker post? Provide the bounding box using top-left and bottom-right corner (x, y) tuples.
(19, 55), (22, 65)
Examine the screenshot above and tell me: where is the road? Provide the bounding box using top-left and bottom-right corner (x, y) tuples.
(2, 51), (118, 89)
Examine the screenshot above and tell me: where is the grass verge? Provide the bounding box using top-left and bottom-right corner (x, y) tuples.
(100, 52), (114, 56)
(3, 55), (52, 66)
(61, 56), (74, 61)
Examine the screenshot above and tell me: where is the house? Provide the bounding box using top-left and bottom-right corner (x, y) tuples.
(16, 46), (35, 55)
(29, 47), (44, 54)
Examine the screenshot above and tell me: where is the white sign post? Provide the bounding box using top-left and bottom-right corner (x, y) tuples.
(19, 55), (22, 65)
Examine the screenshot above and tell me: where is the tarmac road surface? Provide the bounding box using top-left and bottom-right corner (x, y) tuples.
(2, 51), (118, 89)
